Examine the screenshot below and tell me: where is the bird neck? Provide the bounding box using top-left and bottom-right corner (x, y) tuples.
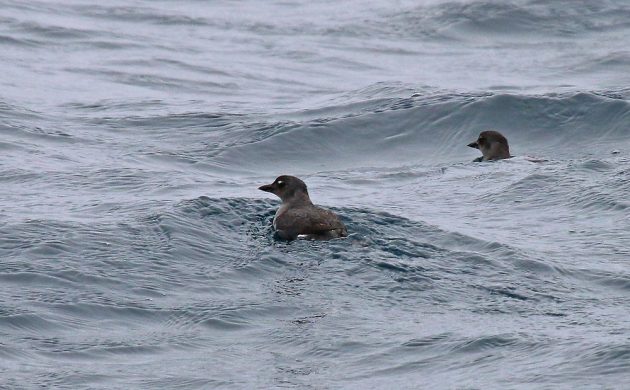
(283, 190), (313, 206)
(485, 143), (510, 159)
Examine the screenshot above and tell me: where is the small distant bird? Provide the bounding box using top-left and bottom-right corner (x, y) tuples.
(258, 175), (347, 241)
(467, 130), (511, 162)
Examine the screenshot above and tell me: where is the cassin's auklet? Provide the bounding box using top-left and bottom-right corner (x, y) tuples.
(258, 175), (347, 241)
(467, 130), (511, 162)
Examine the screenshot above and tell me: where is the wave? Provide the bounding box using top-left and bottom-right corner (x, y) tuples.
(0, 196), (568, 302)
(384, 0), (630, 41)
(212, 90), (630, 172)
(4, 1), (629, 41)
(4, 88), (619, 175)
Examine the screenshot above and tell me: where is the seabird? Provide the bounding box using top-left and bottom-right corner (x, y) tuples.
(467, 130), (511, 162)
(258, 175), (347, 241)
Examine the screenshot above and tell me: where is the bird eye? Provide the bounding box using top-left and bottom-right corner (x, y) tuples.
(478, 137), (486, 144)
(277, 180), (285, 187)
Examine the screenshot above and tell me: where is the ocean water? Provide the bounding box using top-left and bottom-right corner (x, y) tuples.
(1, 0), (629, 388)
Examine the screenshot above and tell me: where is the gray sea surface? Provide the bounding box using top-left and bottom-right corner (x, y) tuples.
(1, 0), (629, 389)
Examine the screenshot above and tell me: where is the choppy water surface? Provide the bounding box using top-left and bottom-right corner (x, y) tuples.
(1, 0), (629, 388)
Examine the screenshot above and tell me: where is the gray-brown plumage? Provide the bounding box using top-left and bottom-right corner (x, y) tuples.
(467, 130), (511, 162)
(258, 175), (347, 241)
